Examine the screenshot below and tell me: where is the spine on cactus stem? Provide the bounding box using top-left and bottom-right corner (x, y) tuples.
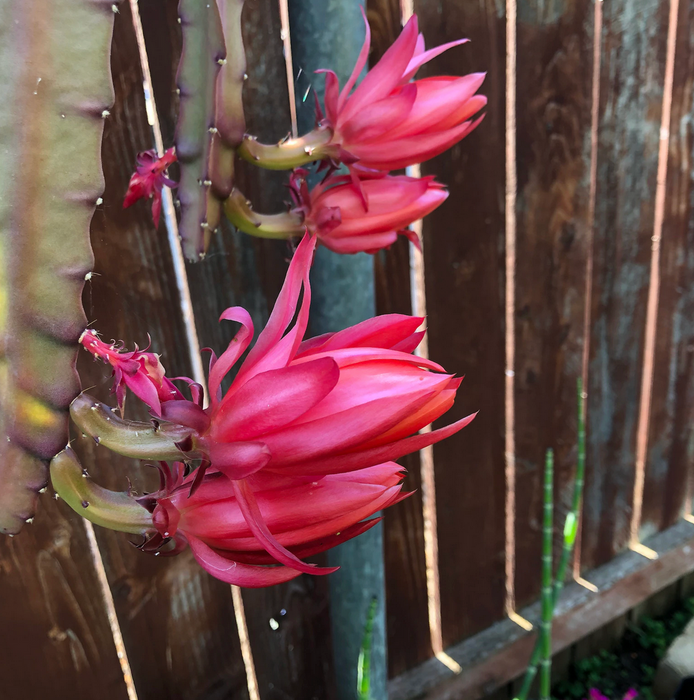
(0, 0), (116, 535)
(237, 126), (335, 170)
(70, 393), (200, 462)
(175, 0), (225, 260)
(223, 189), (305, 239)
(208, 0), (245, 202)
(50, 447), (153, 536)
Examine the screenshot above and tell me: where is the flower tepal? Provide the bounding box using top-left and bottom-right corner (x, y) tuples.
(123, 148), (177, 227)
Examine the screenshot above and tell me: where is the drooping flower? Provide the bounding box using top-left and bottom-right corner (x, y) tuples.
(133, 460), (408, 586)
(123, 147), (177, 227)
(317, 11), (486, 172)
(79, 329), (183, 416)
(289, 170), (447, 254)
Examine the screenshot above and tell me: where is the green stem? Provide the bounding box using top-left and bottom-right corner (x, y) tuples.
(540, 448), (554, 700)
(237, 126), (336, 170)
(515, 380), (586, 700)
(223, 188), (305, 239)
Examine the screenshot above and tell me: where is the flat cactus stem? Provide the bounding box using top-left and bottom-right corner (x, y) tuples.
(71, 393), (199, 461)
(176, 0), (226, 260)
(0, 0), (115, 535)
(50, 446), (153, 535)
(208, 0), (246, 202)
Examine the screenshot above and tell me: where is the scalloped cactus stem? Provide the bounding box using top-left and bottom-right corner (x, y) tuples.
(224, 188), (305, 239)
(237, 126), (336, 171)
(70, 393), (198, 461)
(50, 446), (153, 535)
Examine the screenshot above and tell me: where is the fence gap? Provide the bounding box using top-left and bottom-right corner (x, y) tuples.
(128, 3), (260, 698)
(574, 0), (604, 582)
(630, 0), (681, 553)
(504, 0), (518, 619)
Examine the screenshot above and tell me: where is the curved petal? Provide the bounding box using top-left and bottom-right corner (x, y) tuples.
(337, 5), (372, 112)
(160, 400), (211, 434)
(232, 479), (337, 575)
(400, 38), (469, 83)
(339, 14), (419, 125)
(187, 535), (301, 587)
(320, 231), (397, 254)
(317, 69), (340, 124)
(212, 357), (340, 442)
(209, 307), (255, 405)
(206, 441), (272, 480)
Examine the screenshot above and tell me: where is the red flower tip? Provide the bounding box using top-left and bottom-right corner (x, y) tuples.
(123, 147), (178, 227)
(79, 329), (183, 416)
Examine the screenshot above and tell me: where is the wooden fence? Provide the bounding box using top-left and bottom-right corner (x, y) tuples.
(2, 0), (694, 698)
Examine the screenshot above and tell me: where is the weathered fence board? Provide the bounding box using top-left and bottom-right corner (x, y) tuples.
(75, 5), (250, 699)
(513, 0), (594, 608)
(582, 0), (669, 571)
(413, 0), (507, 648)
(367, 0), (433, 677)
(642, 0), (694, 536)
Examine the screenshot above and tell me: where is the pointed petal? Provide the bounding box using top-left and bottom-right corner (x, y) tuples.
(317, 69), (340, 124)
(206, 441), (272, 480)
(208, 307), (254, 405)
(232, 479), (337, 575)
(213, 357), (340, 442)
(337, 5), (372, 112)
(400, 38), (469, 82)
(187, 535), (301, 587)
(160, 400), (211, 434)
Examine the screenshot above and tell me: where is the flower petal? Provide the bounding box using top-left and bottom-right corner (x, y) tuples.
(400, 38), (469, 83)
(206, 441), (272, 481)
(337, 5), (372, 112)
(208, 307), (254, 405)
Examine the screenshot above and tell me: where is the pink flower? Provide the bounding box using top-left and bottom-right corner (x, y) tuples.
(123, 148), (177, 227)
(79, 329), (183, 416)
(586, 690), (638, 700)
(86, 234), (474, 577)
(318, 11), (486, 171)
(138, 461), (407, 586)
(290, 170), (447, 254)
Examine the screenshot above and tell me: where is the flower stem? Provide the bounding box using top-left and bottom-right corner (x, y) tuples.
(237, 126), (334, 170)
(223, 188), (305, 239)
(540, 448), (554, 700)
(514, 380), (586, 700)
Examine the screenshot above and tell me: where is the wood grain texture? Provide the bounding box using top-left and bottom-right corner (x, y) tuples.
(641, 0), (694, 536)
(582, 0), (669, 571)
(368, 0), (432, 678)
(0, 496), (129, 700)
(141, 2), (339, 698)
(513, 0), (593, 608)
(77, 5), (250, 699)
(412, 0), (507, 648)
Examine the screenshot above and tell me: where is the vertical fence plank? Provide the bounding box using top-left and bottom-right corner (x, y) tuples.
(0, 501), (130, 700)
(367, 0), (433, 677)
(582, 0), (670, 571)
(642, 0), (694, 536)
(513, 0), (593, 608)
(75, 4), (250, 699)
(413, 0), (507, 648)
(140, 2), (339, 698)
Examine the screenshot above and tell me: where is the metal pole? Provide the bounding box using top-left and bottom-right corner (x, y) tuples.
(287, 2), (386, 698)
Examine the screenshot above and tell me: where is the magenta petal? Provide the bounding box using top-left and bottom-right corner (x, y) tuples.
(282, 412), (477, 475)
(237, 233), (316, 382)
(214, 357), (340, 441)
(337, 5), (372, 112)
(317, 69), (340, 124)
(232, 479), (338, 575)
(206, 441), (272, 480)
(160, 400), (211, 434)
(321, 232), (398, 254)
(209, 307), (254, 405)
(124, 372), (162, 416)
(339, 14), (419, 125)
(400, 38), (469, 83)
(187, 535), (301, 587)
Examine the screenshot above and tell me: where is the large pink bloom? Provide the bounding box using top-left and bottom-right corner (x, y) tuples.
(292, 171), (447, 254)
(139, 461), (407, 586)
(319, 11), (486, 171)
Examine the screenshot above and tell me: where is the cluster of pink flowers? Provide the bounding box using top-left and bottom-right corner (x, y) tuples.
(125, 13), (485, 253)
(82, 234), (474, 585)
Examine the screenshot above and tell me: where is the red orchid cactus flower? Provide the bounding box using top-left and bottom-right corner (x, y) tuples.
(79, 234), (474, 580)
(317, 11), (486, 172)
(587, 690), (638, 700)
(123, 147), (177, 227)
(136, 460), (407, 586)
(79, 329), (183, 416)
(290, 170), (447, 254)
